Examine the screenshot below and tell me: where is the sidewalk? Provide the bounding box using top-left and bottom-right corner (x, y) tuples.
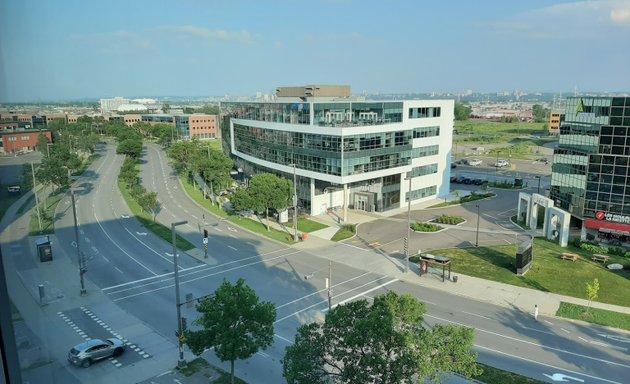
(1, 187), (188, 384)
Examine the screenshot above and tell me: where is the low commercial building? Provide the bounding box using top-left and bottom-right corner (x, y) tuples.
(220, 85), (454, 217)
(0, 130), (52, 155)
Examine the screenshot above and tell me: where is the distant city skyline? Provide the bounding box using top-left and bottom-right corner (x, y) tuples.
(1, 0), (629, 102)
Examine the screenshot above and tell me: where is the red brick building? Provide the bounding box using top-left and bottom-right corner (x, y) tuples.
(1, 130), (52, 155)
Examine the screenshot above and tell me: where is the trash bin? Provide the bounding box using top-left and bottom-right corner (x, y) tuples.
(453, 276), (458, 283)
(301, 233), (308, 241)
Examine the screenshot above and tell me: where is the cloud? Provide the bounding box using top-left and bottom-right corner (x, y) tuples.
(71, 30), (154, 52)
(611, 7), (630, 25)
(158, 25), (259, 43)
(478, 0), (630, 39)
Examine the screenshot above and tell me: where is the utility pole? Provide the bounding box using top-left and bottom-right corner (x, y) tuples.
(405, 176), (412, 273)
(71, 189), (86, 294)
(171, 220), (188, 368)
(292, 164), (298, 242)
(326, 260), (332, 311)
(475, 204), (480, 247)
(30, 162), (42, 231)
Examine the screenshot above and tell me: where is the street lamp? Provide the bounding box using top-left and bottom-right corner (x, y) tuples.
(71, 188), (87, 294)
(404, 176), (412, 273)
(535, 176), (541, 194)
(289, 164), (298, 242)
(475, 204), (480, 247)
(171, 220), (188, 368)
(305, 260), (333, 311)
(30, 162), (42, 231)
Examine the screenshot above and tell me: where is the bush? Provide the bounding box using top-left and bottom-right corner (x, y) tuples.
(624, 251), (630, 258)
(579, 243), (609, 254)
(431, 215), (465, 225)
(609, 247), (626, 256)
(411, 222), (443, 232)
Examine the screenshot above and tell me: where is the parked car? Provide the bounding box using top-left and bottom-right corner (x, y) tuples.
(68, 338), (125, 367)
(472, 178), (485, 185)
(450, 176), (457, 183)
(451, 163), (457, 169)
(467, 158), (482, 166)
(533, 158), (550, 164)
(493, 159), (509, 167)
(462, 177), (473, 184)
(454, 176), (467, 184)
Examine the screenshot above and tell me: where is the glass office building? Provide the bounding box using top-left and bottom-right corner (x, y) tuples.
(220, 86), (454, 216)
(550, 96), (630, 244)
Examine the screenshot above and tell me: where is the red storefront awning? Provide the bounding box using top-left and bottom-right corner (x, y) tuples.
(584, 219), (630, 234)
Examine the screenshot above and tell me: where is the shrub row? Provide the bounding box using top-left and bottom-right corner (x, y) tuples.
(411, 222), (443, 232)
(570, 239), (630, 258)
(431, 215), (465, 225)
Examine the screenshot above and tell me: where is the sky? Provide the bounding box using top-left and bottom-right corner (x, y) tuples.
(1, 0), (629, 102)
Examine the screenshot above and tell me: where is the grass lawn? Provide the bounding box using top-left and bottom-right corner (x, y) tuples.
(454, 121), (554, 160)
(430, 238), (630, 307)
(556, 302), (630, 331)
(29, 189), (66, 236)
(331, 224), (356, 242)
(177, 357), (246, 383)
(179, 174), (295, 245)
(473, 363), (546, 384)
(285, 217), (328, 233)
(118, 180), (196, 251)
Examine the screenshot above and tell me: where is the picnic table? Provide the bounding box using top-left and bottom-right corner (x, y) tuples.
(560, 252), (579, 261)
(591, 254), (610, 263)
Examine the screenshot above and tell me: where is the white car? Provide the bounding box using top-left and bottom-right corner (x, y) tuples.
(467, 159), (482, 166)
(494, 159), (509, 167)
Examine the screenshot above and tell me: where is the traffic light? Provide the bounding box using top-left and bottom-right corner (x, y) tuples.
(203, 229), (208, 238)
(181, 317), (188, 332)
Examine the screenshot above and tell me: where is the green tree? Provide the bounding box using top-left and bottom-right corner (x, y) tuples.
(454, 103), (472, 121)
(137, 190), (160, 222)
(283, 291), (480, 384)
(586, 278), (600, 313)
(247, 173), (292, 231)
(36, 156), (70, 191)
(201, 148), (233, 192)
(35, 134), (51, 156)
(185, 278), (276, 384)
(532, 104), (549, 123)
(117, 138), (143, 158)
(167, 140), (198, 172)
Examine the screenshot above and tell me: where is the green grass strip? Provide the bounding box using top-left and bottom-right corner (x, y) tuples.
(118, 180), (196, 251)
(29, 189), (66, 236)
(331, 224), (356, 242)
(556, 302), (630, 331)
(284, 217), (328, 232)
(179, 174), (294, 245)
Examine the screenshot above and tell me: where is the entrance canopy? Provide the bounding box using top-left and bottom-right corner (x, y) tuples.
(585, 219), (630, 235)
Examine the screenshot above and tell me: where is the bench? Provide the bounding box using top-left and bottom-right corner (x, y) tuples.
(592, 254), (610, 263)
(560, 252), (579, 261)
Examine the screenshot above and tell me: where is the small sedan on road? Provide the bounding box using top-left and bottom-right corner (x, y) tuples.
(467, 158), (482, 166)
(68, 338), (125, 367)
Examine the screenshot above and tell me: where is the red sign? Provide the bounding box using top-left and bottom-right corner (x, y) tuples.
(595, 211), (606, 220)
(585, 219), (630, 234)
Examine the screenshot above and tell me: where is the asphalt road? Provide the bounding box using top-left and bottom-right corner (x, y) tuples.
(13, 143), (629, 384)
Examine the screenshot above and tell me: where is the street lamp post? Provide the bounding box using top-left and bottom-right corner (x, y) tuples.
(290, 164), (298, 242)
(535, 176), (541, 194)
(475, 204), (480, 247)
(171, 220), (188, 368)
(71, 188), (86, 294)
(405, 176), (412, 273)
(30, 162), (42, 231)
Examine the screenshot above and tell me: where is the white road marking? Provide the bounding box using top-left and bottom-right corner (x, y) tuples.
(124, 228), (182, 268)
(276, 272), (372, 309)
(543, 373), (584, 382)
(544, 319), (553, 325)
(579, 336), (589, 342)
(102, 250), (297, 291)
(274, 334), (294, 344)
(323, 278), (399, 312)
(110, 252), (302, 301)
(462, 311), (491, 320)
(519, 326), (556, 336)
(560, 328), (570, 333)
(477, 345), (621, 384)
(427, 314), (630, 369)
(228, 245), (237, 251)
